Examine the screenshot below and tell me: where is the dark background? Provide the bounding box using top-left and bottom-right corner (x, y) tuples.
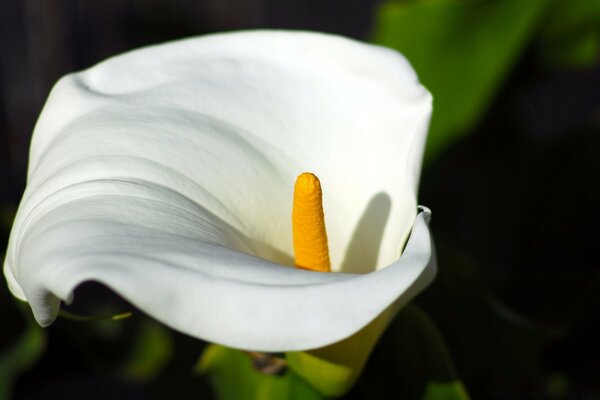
(1, 1), (599, 399)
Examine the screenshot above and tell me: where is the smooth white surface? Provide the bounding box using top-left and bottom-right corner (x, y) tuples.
(4, 31), (434, 351)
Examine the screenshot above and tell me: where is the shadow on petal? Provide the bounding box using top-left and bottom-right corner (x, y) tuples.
(340, 192), (391, 274)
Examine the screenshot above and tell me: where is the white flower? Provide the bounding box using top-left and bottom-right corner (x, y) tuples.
(4, 30), (434, 352)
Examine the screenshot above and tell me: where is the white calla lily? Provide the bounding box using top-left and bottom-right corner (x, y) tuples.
(4, 30), (434, 353)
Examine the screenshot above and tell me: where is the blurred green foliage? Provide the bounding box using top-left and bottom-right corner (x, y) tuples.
(373, 0), (600, 162)
(0, 300), (45, 400)
(352, 305), (470, 400)
(538, 0), (600, 69)
(198, 345), (325, 400)
(417, 242), (558, 394)
(422, 382), (470, 400)
(120, 320), (173, 382)
(373, 0), (549, 161)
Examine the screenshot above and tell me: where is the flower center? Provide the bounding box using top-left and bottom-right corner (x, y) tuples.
(292, 172), (331, 272)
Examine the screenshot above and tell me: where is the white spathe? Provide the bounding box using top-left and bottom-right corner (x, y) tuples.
(4, 30), (434, 352)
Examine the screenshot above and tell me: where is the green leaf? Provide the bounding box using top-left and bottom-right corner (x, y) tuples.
(422, 381), (470, 400)
(0, 300), (46, 399)
(198, 344), (326, 400)
(537, 0), (600, 69)
(356, 305), (470, 400)
(120, 320), (173, 381)
(372, 0), (550, 161)
(418, 242), (559, 393)
(286, 306), (395, 397)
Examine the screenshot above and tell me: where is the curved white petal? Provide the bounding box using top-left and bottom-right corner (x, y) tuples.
(4, 30), (434, 351)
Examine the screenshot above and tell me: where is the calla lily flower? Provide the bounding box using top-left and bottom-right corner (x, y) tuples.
(4, 31), (434, 355)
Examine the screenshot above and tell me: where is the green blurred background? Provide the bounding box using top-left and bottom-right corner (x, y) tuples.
(1, 0), (599, 399)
